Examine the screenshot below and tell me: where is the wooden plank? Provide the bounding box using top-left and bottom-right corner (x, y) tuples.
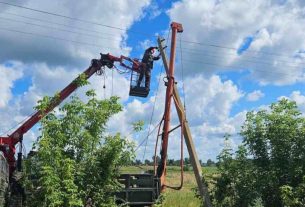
(157, 37), (212, 207)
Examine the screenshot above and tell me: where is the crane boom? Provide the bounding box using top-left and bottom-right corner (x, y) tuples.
(0, 53), (142, 175)
(11, 65), (100, 145)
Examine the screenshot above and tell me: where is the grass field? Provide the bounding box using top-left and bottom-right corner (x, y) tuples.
(120, 166), (218, 207)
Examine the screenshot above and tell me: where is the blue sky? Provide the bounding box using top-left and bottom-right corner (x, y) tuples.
(1, 0), (305, 161)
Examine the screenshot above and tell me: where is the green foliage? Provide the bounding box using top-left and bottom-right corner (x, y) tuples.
(74, 73), (89, 87)
(132, 120), (144, 132)
(212, 99), (305, 207)
(24, 92), (135, 207)
(280, 176), (305, 206)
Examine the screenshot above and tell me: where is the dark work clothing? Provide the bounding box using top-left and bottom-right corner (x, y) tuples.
(141, 47), (160, 69)
(137, 47), (160, 89)
(138, 66), (152, 89)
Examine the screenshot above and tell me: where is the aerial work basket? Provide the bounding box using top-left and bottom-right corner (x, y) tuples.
(129, 66), (149, 98)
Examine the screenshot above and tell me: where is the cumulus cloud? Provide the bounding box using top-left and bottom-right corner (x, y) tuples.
(167, 0), (305, 85)
(0, 0), (150, 67)
(246, 90), (265, 101)
(8, 0), (305, 163)
(280, 90), (305, 113)
(290, 91), (305, 107)
(0, 62), (245, 161)
(0, 62), (23, 108)
(183, 75), (243, 125)
(146, 0), (162, 20)
(179, 75), (244, 160)
(108, 74), (245, 161)
(0, 0), (151, 152)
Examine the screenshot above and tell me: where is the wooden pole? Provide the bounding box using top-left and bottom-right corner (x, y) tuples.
(157, 36), (212, 207)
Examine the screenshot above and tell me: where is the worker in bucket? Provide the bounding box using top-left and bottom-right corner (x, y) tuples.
(137, 46), (160, 91)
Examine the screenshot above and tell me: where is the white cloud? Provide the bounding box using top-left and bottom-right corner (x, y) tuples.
(0, 62), (23, 108)
(0, 62), (245, 162)
(146, 0), (162, 20)
(107, 74), (245, 161)
(246, 90), (265, 101)
(282, 90), (305, 113)
(251, 28), (273, 51)
(179, 75), (244, 160)
(183, 75), (243, 125)
(0, 0), (151, 153)
(0, 0), (150, 66)
(167, 0), (305, 85)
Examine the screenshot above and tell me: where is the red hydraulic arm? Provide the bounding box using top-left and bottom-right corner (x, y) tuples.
(0, 53), (142, 176)
(156, 22), (183, 190)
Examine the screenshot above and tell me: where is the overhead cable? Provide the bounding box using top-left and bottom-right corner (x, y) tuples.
(0, 1), (153, 36)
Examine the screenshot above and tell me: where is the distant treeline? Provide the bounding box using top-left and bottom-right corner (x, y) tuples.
(132, 156), (216, 167)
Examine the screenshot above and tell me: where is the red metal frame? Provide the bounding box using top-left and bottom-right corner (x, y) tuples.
(0, 53), (141, 176)
(107, 54), (141, 72)
(157, 22), (183, 190)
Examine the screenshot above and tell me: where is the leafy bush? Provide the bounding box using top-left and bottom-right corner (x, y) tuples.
(212, 99), (305, 207)
(24, 90), (135, 207)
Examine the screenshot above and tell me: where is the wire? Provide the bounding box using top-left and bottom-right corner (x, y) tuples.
(1, 25), (303, 84)
(142, 59), (164, 161)
(179, 34), (187, 115)
(0, 112), (36, 136)
(3, 12), (123, 38)
(134, 123), (160, 152)
(141, 28), (170, 161)
(181, 55), (303, 70)
(0, 16), (123, 42)
(180, 39), (303, 60)
(103, 73), (106, 99)
(3, 3), (301, 67)
(179, 44), (295, 59)
(111, 69), (114, 97)
(0, 26), (129, 50)
(0, 1), (153, 37)
(180, 59), (304, 77)
(1, 1), (300, 60)
(177, 47), (304, 67)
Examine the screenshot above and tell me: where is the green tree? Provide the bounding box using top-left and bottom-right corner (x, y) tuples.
(213, 99), (305, 207)
(24, 90), (135, 207)
(213, 134), (236, 206)
(206, 159), (215, 167)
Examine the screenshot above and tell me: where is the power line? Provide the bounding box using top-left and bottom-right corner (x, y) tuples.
(0, 26), (128, 50)
(179, 33), (187, 115)
(3, 12), (124, 39)
(0, 1), (153, 37)
(1, 25), (302, 78)
(180, 59), (304, 77)
(0, 16), (124, 42)
(0, 112), (35, 136)
(135, 123), (160, 152)
(1, 17), (302, 79)
(180, 39), (298, 59)
(0, 1), (300, 61)
(179, 50), (303, 68)
(177, 47), (304, 66)
(142, 28), (171, 160)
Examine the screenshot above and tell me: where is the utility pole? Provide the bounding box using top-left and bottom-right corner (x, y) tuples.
(157, 22), (184, 191)
(157, 36), (213, 207)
